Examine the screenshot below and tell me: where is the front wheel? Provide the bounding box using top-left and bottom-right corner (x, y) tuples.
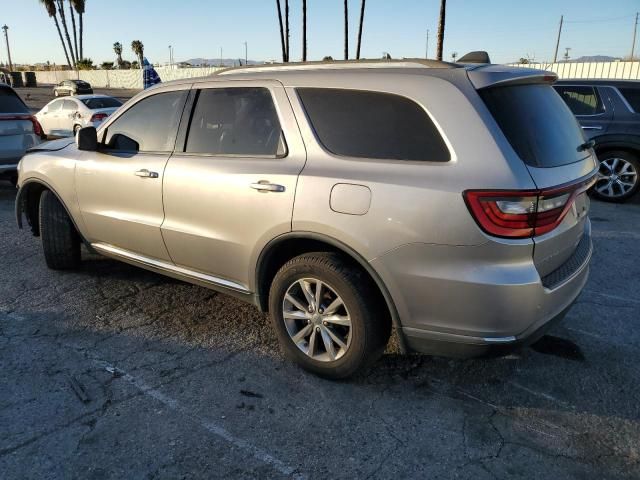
(268, 252), (390, 379)
(39, 190), (81, 270)
(592, 150), (640, 202)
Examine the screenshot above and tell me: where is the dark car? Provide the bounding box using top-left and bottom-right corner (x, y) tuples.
(53, 80), (93, 97)
(554, 80), (639, 202)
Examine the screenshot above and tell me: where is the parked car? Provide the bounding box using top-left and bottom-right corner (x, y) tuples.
(0, 83), (43, 185)
(16, 60), (596, 378)
(554, 80), (639, 202)
(36, 95), (123, 137)
(53, 80), (93, 97)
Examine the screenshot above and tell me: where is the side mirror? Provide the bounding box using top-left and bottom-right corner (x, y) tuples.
(76, 126), (97, 151)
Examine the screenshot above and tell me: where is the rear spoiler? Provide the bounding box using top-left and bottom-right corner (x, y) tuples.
(467, 65), (558, 90)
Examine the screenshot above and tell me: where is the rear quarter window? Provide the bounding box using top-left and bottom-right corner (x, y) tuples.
(297, 88), (450, 162)
(0, 88), (29, 114)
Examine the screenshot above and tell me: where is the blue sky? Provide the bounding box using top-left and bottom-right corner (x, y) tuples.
(0, 0), (638, 65)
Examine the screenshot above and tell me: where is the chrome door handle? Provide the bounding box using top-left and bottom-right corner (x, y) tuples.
(134, 169), (159, 178)
(250, 181), (285, 192)
(581, 126), (603, 130)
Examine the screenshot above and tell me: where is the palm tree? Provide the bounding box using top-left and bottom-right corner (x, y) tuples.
(436, 0), (446, 61)
(113, 42), (123, 68)
(356, 0), (366, 59)
(302, 0), (307, 61)
(275, 0), (287, 62)
(344, 0), (349, 60)
(131, 40), (144, 67)
(71, 0), (85, 60)
(40, 0), (72, 68)
(68, 0), (79, 61)
(55, 0), (76, 66)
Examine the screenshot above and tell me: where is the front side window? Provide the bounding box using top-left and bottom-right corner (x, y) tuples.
(185, 87), (285, 156)
(554, 86), (604, 116)
(104, 90), (187, 153)
(297, 88), (450, 162)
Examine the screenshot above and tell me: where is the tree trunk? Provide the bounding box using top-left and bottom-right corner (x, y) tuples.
(302, 0), (307, 61)
(54, 16), (72, 69)
(56, 0), (76, 66)
(276, 0), (287, 62)
(68, 0), (79, 60)
(285, 0), (290, 61)
(356, 0), (366, 59)
(79, 13), (83, 60)
(344, 0), (349, 60)
(436, 0), (446, 61)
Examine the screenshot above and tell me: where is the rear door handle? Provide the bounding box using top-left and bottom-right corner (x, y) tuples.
(250, 181), (285, 192)
(581, 126), (603, 130)
(134, 169), (159, 178)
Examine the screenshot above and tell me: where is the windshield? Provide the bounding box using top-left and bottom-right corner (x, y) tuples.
(480, 84), (587, 168)
(0, 87), (29, 114)
(81, 97), (122, 110)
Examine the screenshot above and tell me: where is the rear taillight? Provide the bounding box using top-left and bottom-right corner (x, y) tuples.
(90, 113), (108, 122)
(0, 114), (45, 138)
(464, 174), (597, 239)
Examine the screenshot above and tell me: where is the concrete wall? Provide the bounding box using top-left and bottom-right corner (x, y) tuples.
(34, 66), (224, 89)
(507, 61), (640, 80)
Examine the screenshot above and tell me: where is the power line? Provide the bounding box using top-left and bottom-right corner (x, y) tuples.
(564, 13), (636, 24)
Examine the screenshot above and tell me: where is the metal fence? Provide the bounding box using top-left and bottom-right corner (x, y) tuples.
(507, 61), (640, 80)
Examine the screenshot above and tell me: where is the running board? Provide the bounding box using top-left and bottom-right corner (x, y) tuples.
(91, 242), (251, 294)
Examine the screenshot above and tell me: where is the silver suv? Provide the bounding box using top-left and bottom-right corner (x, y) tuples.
(16, 61), (597, 378)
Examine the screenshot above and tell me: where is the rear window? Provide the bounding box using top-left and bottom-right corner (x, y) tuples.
(618, 87), (640, 113)
(481, 84), (587, 168)
(297, 88), (450, 162)
(81, 97), (122, 109)
(0, 87), (29, 114)
(554, 85), (604, 116)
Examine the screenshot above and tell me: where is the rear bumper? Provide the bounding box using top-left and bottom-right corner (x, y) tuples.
(0, 162), (18, 179)
(373, 222), (592, 358)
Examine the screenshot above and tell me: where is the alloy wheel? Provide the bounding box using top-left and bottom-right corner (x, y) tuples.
(595, 157), (638, 199)
(282, 278), (352, 362)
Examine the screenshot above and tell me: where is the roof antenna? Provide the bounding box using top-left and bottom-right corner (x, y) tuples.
(457, 51), (491, 64)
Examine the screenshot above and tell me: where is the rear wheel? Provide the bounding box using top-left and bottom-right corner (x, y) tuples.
(268, 252), (390, 379)
(39, 190), (81, 270)
(592, 150), (640, 202)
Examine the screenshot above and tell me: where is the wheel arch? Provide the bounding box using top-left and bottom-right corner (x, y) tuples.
(593, 135), (640, 158)
(255, 232), (408, 352)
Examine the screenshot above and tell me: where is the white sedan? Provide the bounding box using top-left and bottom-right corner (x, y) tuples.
(36, 95), (123, 138)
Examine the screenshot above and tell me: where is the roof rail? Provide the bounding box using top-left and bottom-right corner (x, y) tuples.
(215, 58), (462, 75)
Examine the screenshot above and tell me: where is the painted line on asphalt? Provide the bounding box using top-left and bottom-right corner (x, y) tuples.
(97, 361), (306, 480)
(508, 382), (570, 409)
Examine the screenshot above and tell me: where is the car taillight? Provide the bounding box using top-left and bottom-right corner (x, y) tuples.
(90, 113), (108, 122)
(0, 114), (45, 138)
(464, 174), (597, 239)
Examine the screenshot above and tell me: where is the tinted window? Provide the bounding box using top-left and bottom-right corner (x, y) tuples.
(618, 87), (640, 113)
(297, 88), (449, 162)
(81, 97), (122, 109)
(186, 88), (285, 156)
(554, 86), (604, 115)
(0, 87), (29, 113)
(481, 84), (587, 168)
(62, 100), (77, 111)
(105, 91), (186, 152)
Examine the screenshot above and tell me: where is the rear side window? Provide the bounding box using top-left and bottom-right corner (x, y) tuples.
(62, 100), (77, 111)
(47, 99), (64, 111)
(618, 87), (640, 113)
(297, 88), (450, 162)
(104, 90), (187, 152)
(554, 86), (604, 115)
(481, 84), (587, 168)
(0, 88), (29, 114)
(185, 87), (285, 156)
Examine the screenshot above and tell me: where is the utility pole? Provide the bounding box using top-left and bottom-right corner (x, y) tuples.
(2, 25), (12, 71)
(243, 41), (248, 65)
(220, 47), (223, 67)
(425, 29), (430, 58)
(632, 12), (638, 60)
(553, 15), (563, 63)
(168, 45), (172, 67)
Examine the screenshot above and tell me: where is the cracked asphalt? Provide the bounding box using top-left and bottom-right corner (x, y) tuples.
(1, 179), (640, 479)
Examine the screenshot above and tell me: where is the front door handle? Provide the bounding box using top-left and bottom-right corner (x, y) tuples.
(134, 169), (159, 178)
(250, 181), (285, 193)
(581, 126), (603, 131)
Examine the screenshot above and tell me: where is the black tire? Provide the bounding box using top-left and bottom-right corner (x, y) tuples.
(592, 150), (640, 203)
(268, 252), (391, 379)
(39, 190), (81, 270)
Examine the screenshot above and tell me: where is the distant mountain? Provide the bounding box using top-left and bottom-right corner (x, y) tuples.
(566, 55), (621, 63)
(181, 58), (262, 67)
